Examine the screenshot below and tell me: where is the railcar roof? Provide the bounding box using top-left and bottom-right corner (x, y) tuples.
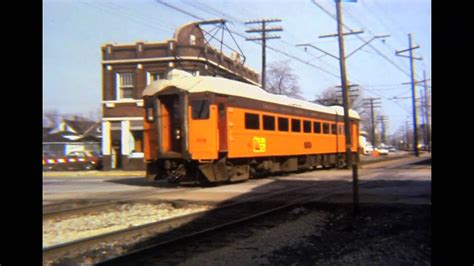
(143, 70), (360, 119)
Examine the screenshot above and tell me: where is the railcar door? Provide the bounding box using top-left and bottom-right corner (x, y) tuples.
(160, 94), (182, 153)
(215, 96), (228, 152)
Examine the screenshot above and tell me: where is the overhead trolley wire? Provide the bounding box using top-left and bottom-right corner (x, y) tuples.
(156, 0), (342, 81)
(310, 0), (420, 80)
(79, 1), (175, 34)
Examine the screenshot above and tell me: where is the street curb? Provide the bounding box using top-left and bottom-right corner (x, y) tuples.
(43, 171), (145, 178)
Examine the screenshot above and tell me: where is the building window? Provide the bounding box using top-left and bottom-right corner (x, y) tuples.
(190, 35), (196, 45)
(117, 73), (134, 99)
(278, 117), (289, 131)
(131, 130), (144, 153)
(331, 124), (337, 135)
(303, 120), (311, 133)
(147, 72), (165, 85)
(291, 119), (301, 132)
(323, 123), (330, 134)
(314, 121), (321, 134)
(245, 113), (260, 130)
(191, 100), (210, 120)
(263, 115), (275, 131)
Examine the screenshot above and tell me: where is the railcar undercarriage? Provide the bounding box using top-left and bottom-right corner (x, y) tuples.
(146, 153), (359, 184)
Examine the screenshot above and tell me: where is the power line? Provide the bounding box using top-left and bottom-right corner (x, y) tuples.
(185, 0), (245, 24)
(310, 0), (420, 80)
(178, 0), (344, 83)
(79, 1), (175, 34)
(156, 0), (342, 81)
(245, 19), (283, 91)
(105, 1), (177, 32)
(95, 0), (417, 115)
(395, 33), (422, 157)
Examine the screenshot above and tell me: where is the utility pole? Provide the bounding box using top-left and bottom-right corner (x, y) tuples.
(297, 0), (385, 216)
(296, 32), (389, 169)
(396, 34), (422, 157)
(363, 98), (381, 148)
(245, 19), (283, 91)
(335, 0), (353, 170)
(378, 115), (388, 145)
(422, 71), (431, 152)
(300, 0), (387, 216)
(405, 120), (409, 149)
(419, 88), (426, 148)
(335, 85), (360, 105)
(316, 2), (364, 169)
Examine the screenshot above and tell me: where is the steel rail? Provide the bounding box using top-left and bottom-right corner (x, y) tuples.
(43, 153), (410, 219)
(42, 178), (355, 262)
(96, 185), (357, 265)
(43, 154), (418, 264)
(99, 155), (429, 265)
(42, 187), (201, 218)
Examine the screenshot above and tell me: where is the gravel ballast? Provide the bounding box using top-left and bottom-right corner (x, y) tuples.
(133, 203), (431, 265)
(43, 202), (210, 248)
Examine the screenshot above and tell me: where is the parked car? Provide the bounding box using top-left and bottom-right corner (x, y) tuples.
(43, 151), (103, 171)
(375, 147), (389, 155)
(388, 146), (397, 152)
(363, 145), (374, 155)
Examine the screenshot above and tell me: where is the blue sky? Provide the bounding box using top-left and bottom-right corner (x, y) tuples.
(43, 0), (431, 135)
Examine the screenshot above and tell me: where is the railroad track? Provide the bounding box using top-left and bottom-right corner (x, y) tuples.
(43, 186), (202, 219)
(359, 153), (413, 166)
(43, 154), (424, 265)
(97, 184), (357, 265)
(43, 180), (360, 265)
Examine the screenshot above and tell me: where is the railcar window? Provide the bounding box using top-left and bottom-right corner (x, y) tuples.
(291, 119), (301, 132)
(323, 123), (330, 134)
(263, 115), (275, 130)
(303, 120), (311, 133)
(245, 113), (260, 130)
(339, 125), (343, 135)
(331, 124), (337, 135)
(191, 100), (210, 119)
(278, 117), (289, 131)
(313, 122), (321, 133)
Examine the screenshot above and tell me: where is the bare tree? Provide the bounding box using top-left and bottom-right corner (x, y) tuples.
(314, 86), (342, 106)
(87, 107), (102, 122)
(43, 109), (61, 128)
(314, 86), (377, 134)
(265, 60), (304, 100)
(314, 86), (364, 112)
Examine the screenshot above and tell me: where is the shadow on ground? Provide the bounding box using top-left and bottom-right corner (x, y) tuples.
(46, 158), (431, 266)
(91, 179), (430, 265)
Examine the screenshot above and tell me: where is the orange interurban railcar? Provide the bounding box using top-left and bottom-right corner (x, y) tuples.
(143, 70), (360, 184)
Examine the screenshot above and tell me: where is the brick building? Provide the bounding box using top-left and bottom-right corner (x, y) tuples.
(101, 21), (260, 170)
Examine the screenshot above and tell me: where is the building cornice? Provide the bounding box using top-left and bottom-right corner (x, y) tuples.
(102, 56), (260, 86)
